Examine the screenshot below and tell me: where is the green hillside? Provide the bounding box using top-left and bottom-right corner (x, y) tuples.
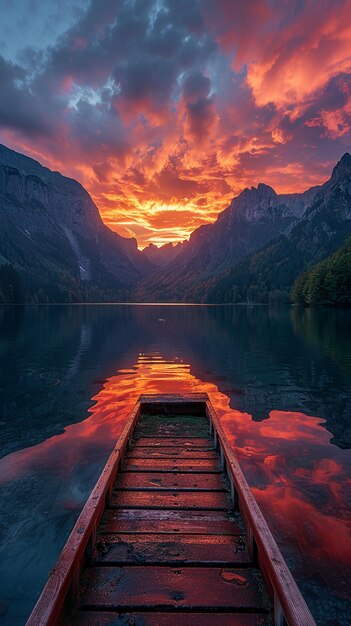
(291, 236), (351, 305)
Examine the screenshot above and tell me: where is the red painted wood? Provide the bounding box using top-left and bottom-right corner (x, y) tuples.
(117, 471), (226, 490)
(205, 399), (316, 626)
(69, 611), (272, 626)
(27, 393), (315, 626)
(138, 412), (208, 423)
(99, 509), (243, 535)
(110, 489), (231, 510)
(136, 417), (208, 429)
(123, 458), (220, 471)
(94, 532), (250, 565)
(126, 448), (217, 459)
(25, 400), (142, 626)
(137, 424), (210, 438)
(133, 437), (211, 447)
(78, 565), (271, 610)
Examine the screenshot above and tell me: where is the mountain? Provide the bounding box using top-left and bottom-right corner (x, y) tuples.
(1, 143), (350, 304)
(0, 144), (151, 302)
(135, 154), (351, 302)
(142, 241), (185, 266)
(193, 153), (351, 304)
(291, 235), (351, 305)
(176, 182), (318, 273)
(135, 178), (323, 302)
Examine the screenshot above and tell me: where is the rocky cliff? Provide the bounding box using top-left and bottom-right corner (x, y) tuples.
(196, 153), (351, 303)
(0, 144), (151, 302)
(1, 143), (350, 304)
(135, 154), (351, 302)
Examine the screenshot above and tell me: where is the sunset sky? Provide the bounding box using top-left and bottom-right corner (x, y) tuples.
(0, 0), (351, 247)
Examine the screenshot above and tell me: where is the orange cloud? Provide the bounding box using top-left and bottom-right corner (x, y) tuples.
(1, 0), (351, 247)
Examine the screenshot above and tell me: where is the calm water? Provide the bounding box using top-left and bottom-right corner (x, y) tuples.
(0, 305), (350, 625)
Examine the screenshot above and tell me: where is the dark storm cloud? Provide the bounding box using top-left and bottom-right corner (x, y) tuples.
(114, 57), (178, 112)
(183, 72), (211, 102)
(69, 99), (130, 159)
(186, 96), (216, 142)
(0, 55), (51, 136)
(4, 0), (216, 148)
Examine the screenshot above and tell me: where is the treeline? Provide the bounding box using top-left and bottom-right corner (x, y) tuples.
(0, 263), (130, 303)
(0, 264), (24, 303)
(291, 236), (351, 305)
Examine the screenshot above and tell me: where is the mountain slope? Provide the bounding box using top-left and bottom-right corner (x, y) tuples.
(175, 182), (317, 273)
(135, 182), (320, 302)
(1, 143), (350, 304)
(135, 154), (351, 302)
(142, 241), (185, 266)
(291, 236), (351, 305)
(0, 144), (151, 302)
(198, 154), (351, 303)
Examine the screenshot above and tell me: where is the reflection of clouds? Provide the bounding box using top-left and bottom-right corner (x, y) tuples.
(252, 483), (351, 573)
(0, 353), (226, 485)
(0, 351), (350, 612)
(221, 407), (351, 591)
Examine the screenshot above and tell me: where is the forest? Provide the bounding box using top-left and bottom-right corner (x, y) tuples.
(291, 236), (351, 305)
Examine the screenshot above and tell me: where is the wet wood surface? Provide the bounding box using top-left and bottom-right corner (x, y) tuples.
(99, 509), (243, 535)
(116, 470), (227, 489)
(110, 489), (231, 509)
(123, 458), (221, 471)
(68, 409), (273, 624)
(133, 436), (211, 447)
(78, 565), (270, 610)
(93, 533), (250, 565)
(70, 612), (272, 626)
(27, 393), (316, 626)
(126, 448), (218, 458)
(28, 395), (315, 626)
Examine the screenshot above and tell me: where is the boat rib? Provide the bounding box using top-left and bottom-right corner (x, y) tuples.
(26, 393), (316, 626)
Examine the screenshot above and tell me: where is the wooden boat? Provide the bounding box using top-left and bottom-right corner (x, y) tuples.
(26, 393), (316, 626)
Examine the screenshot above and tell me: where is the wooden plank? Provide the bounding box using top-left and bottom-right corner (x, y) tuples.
(99, 509), (243, 535)
(139, 393), (209, 402)
(136, 416), (208, 429)
(69, 612), (272, 626)
(94, 533), (250, 565)
(110, 490), (231, 510)
(25, 400), (142, 626)
(117, 471), (226, 490)
(137, 413), (208, 424)
(123, 458), (220, 472)
(137, 416), (208, 425)
(135, 425), (209, 437)
(28, 393), (314, 626)
(205, 400), (316, 626)
(138, 394), (208, 416)
(126, 448), (218, 459)
(78, 566), (271, 610)
(132, 437), (211, 447)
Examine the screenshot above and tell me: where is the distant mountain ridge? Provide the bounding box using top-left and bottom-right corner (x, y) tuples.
(0, 144), (151, 302)
(0, 143), (350, 303)
(142, 241), (185, 266)
(135, 153), (351, 302)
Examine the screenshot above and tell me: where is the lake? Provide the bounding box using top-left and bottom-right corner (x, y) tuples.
(0, 304), (350, 625)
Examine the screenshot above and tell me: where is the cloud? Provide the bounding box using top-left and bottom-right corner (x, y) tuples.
(0, 0), (350, 247)
(183, 71), (211, 102)
(203, 0), (351, 111)
(0, 55), (51, 137)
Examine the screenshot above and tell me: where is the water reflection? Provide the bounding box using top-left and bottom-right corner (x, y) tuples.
(0, 305), (350, 625)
